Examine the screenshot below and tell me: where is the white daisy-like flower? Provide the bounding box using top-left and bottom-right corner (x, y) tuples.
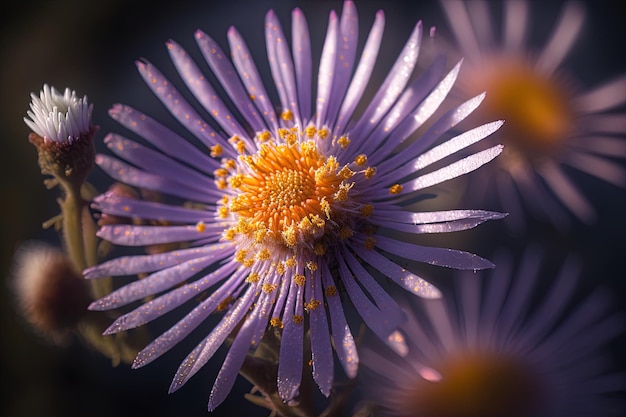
(360, 245), (626, 417)
(24, 84), (93, 143)
(437, 0), (626, 231)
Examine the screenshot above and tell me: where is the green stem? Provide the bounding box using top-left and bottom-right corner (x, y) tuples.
(60, 181), (87, 272)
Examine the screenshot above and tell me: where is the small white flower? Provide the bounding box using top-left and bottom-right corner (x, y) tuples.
(24, 84), (93, 143)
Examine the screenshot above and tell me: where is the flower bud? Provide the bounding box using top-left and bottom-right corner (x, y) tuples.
(11, 241), (92, 344)
(24, 84), (96, 186)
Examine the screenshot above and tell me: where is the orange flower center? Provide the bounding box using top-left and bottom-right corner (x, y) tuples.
(401, 352), (544, 417)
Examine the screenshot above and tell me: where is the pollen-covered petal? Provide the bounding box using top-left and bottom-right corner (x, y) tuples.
(96, 224), (223, 246)
(353, 243), (441, 299)
(320, 262), (358, 378)
(306, 268), (333, 396)
(265, 10), (301, 125)
(338, 254), (403, 354)
(349, 20), (423, 141)
(102, 260), (239, 333)
(335, 9), (385, 133)
(108, 104), (219, 173)
(104, 134), (217, 192)
(84, 245), (230, 279)
(194, 30), (266, 135)
(136, 59), (225, 149)
(373, 235), (495, 270)
(167, 39), (250, 143)
(207, 299), (260, 411)
(133, 270), (248, 369)
(95, 154), (219, 204)
(89, 254), (226, 310)
(92, 192), (212, 224)
(278, 278), (305, 401)
(292, 8), (313, 120)
(227, 26), (278, 131)
(398, 145), (503, 193)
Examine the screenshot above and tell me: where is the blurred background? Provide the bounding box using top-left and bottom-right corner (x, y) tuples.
(1, 1), (625, 416)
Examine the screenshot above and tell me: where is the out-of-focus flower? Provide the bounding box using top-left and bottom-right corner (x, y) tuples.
(11, 241), (92, 344)
(85, 0), (504, 410)
(360, 246), (625, 417)
(437, 0), (626, 231)
(24, 84), (96, 186)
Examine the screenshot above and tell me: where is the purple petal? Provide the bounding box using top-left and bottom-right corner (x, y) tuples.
(109, 104), (219, 173)
(96, 223), (223, 246)
(102, 260), (239, 332)
(84, 244), (231, 278)
(370, 235), (494, 270)
(306, 266), (333, 396)
(194, 30), (266, 136)
(291, 8), (312, 120)
(277, 277), (304, 401)
(353, 243), (441, 299)
(136, 60), (226, 149)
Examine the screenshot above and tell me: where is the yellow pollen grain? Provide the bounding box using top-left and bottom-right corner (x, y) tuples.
(218, 207), (229, 218)
(195, 221), (206, 232)
(277, 128), (289, 139)
(339, 226), (353, 240)
(313, 242), (327, 256)
(338, 166), (355, 179)
(228, 134), (241, 144)
(306, 261), (318, 271)
(360, 203), (374, 217)
(223, 227), (236, 240)
(285, 257), (297, 268)
(216, 295), (234, 311)
(389, 183), (403, 194)
(305, 299), (321, 311)
(318, 128), (329, 139)
(276, 262), (286, 275)
(223, 159), (236, 169)
(281, 109), (294, 121)
(246, 272), (260, 283)
(253, 227), (267, 243)
(364, 166), (376, 179)
(262, 283), (277, 293)
(235, 250), (248, 263)
(364, 237), (376, 250)
(354, 154), (368, 166)
(229, 174), (244, 189)
(293, 315), (304, 324)
(216, 179), (228, 190)
(210, 144), (223, 157)
(270, 317), (284, 328)
(305, 125), (317, 138)
(258, 131), (271, 142)
(256, 248), (271, 261)
(337, 136), (350, 148)
(236, 141), (246, 154)
(294, 274), (306, 286)
(214, 168), (229, 177)
(242, 258), (255, 268)
(325, 286), (337, 296)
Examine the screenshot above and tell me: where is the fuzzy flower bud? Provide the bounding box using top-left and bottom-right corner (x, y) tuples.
(11, 241), (92, 344)
(24, 84), (96, 185)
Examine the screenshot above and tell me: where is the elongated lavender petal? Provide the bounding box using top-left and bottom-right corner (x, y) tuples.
(373, 235), (494, 270)
(137, 60), (226, 149)
(84, 244), (231, 278)
(109, 104), (219, 173)
(103, 260), (239, 332)
(278, 279), (304, 401)
(315, 11), (339, 127)
(195, 30), (266, 136)
(92, 192), (212, 224)
(292, 8), (312, 120)
(320, 261), (358, 378)
(167, 39), (250, 142)
(95, 155), (220, 204)
(96, 223), (222, 246)
(306, 267), (333, 396)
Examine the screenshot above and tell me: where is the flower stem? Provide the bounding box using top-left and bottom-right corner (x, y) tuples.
(60, 181), (88, 272)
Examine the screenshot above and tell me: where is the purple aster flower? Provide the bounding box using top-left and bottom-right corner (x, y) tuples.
(360, 245), (626, 417)
(436, 0), (626, 232)
(85, 1), (505, 410)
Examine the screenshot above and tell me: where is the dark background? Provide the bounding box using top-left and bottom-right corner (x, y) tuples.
(1, 1), (625, 416)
